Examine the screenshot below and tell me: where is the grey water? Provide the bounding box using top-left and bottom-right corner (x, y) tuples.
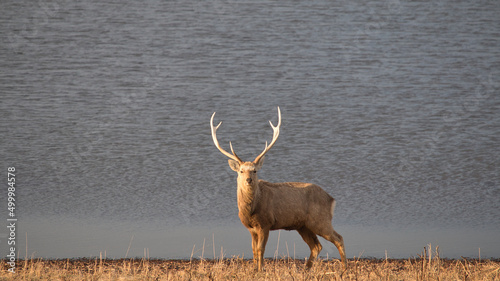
(1, 0), (499, 260)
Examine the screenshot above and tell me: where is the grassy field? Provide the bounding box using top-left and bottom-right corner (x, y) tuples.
(1, 255), (499, 280)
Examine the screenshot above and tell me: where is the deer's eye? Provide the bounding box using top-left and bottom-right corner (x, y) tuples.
(253, 171), (257, 174)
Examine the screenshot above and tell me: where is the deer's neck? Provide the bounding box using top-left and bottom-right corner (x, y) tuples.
(236, 181), (260, 220)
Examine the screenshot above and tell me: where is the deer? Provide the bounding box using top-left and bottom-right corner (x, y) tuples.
(210, 107), (347, 271)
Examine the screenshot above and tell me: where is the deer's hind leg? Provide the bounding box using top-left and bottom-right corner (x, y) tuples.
(297, 227), (322, 269)
(317, 225), (347, 268)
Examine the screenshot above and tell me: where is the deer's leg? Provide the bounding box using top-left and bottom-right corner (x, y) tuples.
(250, 230), (259, 265)
(255, 228), (269, 271)
(297, 227), (322, 269)
(318, 226), (347, 268)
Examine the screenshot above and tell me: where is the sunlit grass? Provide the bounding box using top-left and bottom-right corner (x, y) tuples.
(1, 252), (499, 280)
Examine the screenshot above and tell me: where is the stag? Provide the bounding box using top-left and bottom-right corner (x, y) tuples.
(210, 107), (347, 271)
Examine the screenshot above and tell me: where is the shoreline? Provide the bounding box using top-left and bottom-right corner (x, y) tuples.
(2, 256), (499, 280)
(3, 256), (500, 262)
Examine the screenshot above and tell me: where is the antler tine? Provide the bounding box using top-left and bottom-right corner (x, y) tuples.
(210, 112), (243, 163)
(253, 106), (281, 164)
(229, 141), (242, 161)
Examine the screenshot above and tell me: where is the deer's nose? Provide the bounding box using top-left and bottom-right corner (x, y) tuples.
(246, 178), (252, 184)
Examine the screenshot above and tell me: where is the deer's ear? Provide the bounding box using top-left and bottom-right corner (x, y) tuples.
(228, 159), (240, 171)
(254, 156), (265, 171)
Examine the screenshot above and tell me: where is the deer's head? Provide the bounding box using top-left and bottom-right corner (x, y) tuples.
(210, 107), (281, 186)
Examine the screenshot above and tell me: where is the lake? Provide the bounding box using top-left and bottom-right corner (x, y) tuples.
(1, 0), (499, 260)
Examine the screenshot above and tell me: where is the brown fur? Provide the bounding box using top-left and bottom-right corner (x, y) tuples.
(229, 160), (347, 271)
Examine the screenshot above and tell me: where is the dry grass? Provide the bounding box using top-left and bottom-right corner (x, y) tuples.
(1, 255), (499, 281)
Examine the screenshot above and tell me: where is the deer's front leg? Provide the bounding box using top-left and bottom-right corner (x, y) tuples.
(250, 230), (258, 266)
(256, 228), (270, 271)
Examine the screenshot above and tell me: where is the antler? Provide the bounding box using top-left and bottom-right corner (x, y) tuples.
(210, 112), (243, 163)
(253, 106), (281, 164)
